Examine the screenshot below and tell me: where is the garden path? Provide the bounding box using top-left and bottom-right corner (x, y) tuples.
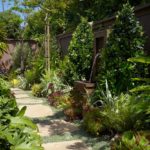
(11, 88), (91, 150)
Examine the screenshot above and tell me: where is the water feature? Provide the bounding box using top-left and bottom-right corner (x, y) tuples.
(89, 53), (100, 82)
(73, 53), (100, 95)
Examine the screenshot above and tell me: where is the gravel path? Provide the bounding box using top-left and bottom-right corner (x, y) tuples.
(11, 88), (90, 150)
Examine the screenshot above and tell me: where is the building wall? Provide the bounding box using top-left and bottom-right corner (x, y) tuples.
(0, 39), (38, 72)
(136, 5), (150, 55)
(57, 4), (150, 57)
(57, 33), (72, 57)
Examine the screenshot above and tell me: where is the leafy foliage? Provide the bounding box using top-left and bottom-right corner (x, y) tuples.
(0, 10), (22, 39)
(63, 90), (90, 121)
(0, 115), (43, 150)
(16, 76), (28, 90)
(97, 3), (145, 95)
(0, 97), (18, 125)
(24, 10), (45, 40)
(24, 56), (45, 89)
(111, 131), (150, 150)
(0, 78), (11, 97)
(0, 77), (43, 150)
(0, 42), (7, 58)
(89, 80), (150, 134)
(82, 108), (105, 135)
(24, 70), (39, 89)
(31, 84), (44, 97)
(64, 18), (94, 85)
(41, 69), (72, 96)
(0, 22), (7, 58)
(64, 0), (150, 31)
(128, 56), (150, 64)
(12, 43), (32, 71)
(21, 0), (150, 35)
(128, 56), (150, 94)
(101, 94), (150, 132)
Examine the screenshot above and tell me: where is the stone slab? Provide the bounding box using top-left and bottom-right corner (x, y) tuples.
(43, 140), (89, 150)
(19, 104), (53, 118)
(37, 119), (78, 137)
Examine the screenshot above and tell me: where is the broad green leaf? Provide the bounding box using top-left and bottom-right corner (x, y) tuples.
(17, 106), (27, 117)
(130, 85), (150, 92)
(10, 116), (37, 129)
(11, 143), (44, 150)
(131, 78), (150, 83)
(128, 57), (150, 64)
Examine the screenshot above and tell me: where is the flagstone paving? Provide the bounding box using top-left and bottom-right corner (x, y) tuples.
(42, 140), (91, 150)
(11, 88), (90, 150)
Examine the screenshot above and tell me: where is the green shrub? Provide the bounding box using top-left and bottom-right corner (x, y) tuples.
(128, 56), (150, 126)
(17, 76), (28, 90)
(100, 93), (150, 133)
(0, 97), (18, 125)
(97, 3), (145, 95)
(70, 90), (89, 118)
(50, 36), (60, 70)
(32, 84), (44, 97)
(89, 93), (149, 135)
(0, 23), (7, 58)
(25, 69), (36, 88)
(64, 106), (81, 121)
(64, 17), (94, 85)
(0, 115), (43, 150)
(55, 93), (73, 109)
(48, 91), (64, 107)
(12, 43), (32, 71)
(23, 52), (45, 90)
(91, 80), (149, 134)
(128, 56), (150, 95)
(41, 69), (72, 95)
(0, 78), (11, 97)
(0, 89), (43, 149)
(82, 108), (105, 135)
(62, 89), (92, 121)
(0, 76), (43, 149)
(111, 131), (150, 150)
(24, 69), (41, 89)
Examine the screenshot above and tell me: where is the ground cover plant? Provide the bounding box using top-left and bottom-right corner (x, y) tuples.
(63, 90), (90, 121)
(31, 83), (44, 97)
(82, 107), (105, 135)
(83, 81), (150, 135)
(111, 131), (150, 150)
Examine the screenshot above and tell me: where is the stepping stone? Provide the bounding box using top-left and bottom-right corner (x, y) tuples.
(11, 88), (29, 94)
(16, 98), (43, 105)
(43, 140), (90, 150)
(37, 120), (79, 137)
(14, 93), (30, 99)
(21, 104), (53, 118)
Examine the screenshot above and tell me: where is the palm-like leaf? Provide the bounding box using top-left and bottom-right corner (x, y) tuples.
(128, 56), (150, 64)
(130, 85), (150, 93)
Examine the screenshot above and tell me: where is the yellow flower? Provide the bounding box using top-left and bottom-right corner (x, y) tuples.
(11, 79), (20, 87)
